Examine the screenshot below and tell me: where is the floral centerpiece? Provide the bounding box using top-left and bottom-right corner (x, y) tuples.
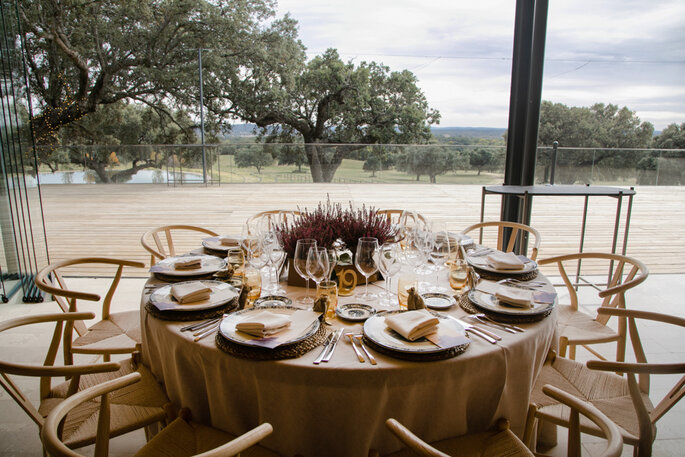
(275, 200), (395, 285)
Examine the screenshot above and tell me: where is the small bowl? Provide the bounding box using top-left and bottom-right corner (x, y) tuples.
(254, 295), (293, 307)
(422, 292), (456, 310)
(336, 303), (377, 322)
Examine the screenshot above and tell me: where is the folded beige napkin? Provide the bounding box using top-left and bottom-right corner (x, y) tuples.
(496, 286), (534, 308)
(174, 256), (202, 270)
(171, 282), (212, 304)
(385, 310), (440, 341)
(486, 251), (524, 270)
(236, 310), (292, 338)
(219, 235), (239, 246)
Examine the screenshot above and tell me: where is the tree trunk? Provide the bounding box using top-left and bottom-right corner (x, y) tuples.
(305, 143), (344, 183)
(416, 175), (420, 181)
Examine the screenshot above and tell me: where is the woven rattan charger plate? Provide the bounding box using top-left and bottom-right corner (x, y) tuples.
(216, 319), (327, 360)
(146, 297), (238, 322)
(457, 293), (551, 324)
(470, 265), (539, 282)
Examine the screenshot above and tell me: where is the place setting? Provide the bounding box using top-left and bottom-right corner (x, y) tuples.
(145, 279), (240, 321)
(464, 247), (539, 281)
(215, 304), (328, 360)
(149, 254), (227, 282)
(459, 277), (557, 323)
(201, 234), (243, 256)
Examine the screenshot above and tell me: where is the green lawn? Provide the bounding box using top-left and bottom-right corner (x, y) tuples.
(210, 156), (505, 184)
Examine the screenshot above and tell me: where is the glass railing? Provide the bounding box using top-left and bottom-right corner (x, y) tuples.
(30, 143), (685, 186)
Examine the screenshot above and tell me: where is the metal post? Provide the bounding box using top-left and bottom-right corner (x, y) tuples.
(550, 140), (558, 185)
(198, 49), (208, 184)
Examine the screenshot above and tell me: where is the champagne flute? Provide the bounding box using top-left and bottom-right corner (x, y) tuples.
(378, 242), (401, 307)
(355, 237), (379, 301)
(294, 239), (317, 304)
(306, 246), (329, 291)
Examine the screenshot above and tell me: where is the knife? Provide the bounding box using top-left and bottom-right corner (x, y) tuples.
(313, 332), (335, 365)
(447, 316), (498, 344)
(322, 328), (344, 363)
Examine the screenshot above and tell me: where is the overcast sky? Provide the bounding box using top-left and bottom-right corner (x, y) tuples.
(275, 0), (685, 130)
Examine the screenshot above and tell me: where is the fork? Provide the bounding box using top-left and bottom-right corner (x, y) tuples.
(353, 335), (377, 365)
(467, 314), (517, 334)
(474, 313), (524, 333)
(447, 316), (499, 344)
(345, 332), (365, 363)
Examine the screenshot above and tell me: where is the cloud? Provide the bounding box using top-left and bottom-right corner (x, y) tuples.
(277, 0), (685, 129)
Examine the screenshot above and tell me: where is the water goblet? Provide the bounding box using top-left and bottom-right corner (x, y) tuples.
(268, 234), (287, 294)
(294, 239), (317, 305)
(306, 246), (329, 292)
(429, 225), (451, 293)
(355, 237), (379, 301)
(325, 249), (338, 280)
(378, 242), (402, 307)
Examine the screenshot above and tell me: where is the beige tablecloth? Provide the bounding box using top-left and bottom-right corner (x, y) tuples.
(141, 277), (556, 457)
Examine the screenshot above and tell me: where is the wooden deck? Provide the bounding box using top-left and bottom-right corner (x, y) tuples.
(38, 183), (685, 277)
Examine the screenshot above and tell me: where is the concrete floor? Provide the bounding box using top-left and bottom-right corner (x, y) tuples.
(0, 274), (683, 456)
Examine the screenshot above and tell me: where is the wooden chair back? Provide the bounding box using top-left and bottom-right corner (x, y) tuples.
(41, 372), (274, 457)
(34, 257), (145, 364)
(245, 210), (300, 235)
(461, 220), (541, 260)
(140, 224), (218, 266)
(376, 209), (427, 226)
(537, 252), (648, 323)
(539, 384), (623, 457)
(587, 308), (685, 455)
(0, 312), (120, 431)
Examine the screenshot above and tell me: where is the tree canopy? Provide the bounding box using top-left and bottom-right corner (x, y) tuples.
(225, 49), (440, 182)
(20, 0), (300, 143)
(537, 101), (654, 148)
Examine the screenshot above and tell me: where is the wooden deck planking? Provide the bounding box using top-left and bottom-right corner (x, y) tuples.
(38, 184), (685, 277)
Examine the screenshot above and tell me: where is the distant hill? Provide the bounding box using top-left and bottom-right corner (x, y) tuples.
(431, 126), (507, 140)
(226, 123), (507, 140)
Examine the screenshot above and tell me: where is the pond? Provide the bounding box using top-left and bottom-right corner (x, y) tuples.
(25, 169), (204, 186)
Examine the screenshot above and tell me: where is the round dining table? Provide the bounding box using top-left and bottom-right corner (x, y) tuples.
(141, 271), (557, 457)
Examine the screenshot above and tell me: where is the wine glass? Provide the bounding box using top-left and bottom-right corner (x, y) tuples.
(294, 239), (317, 304)
(378, 242), (402, 307)
(306, 246), (329, 291)
(355, 237), (379, 301)
(268, 234), (287, 294)
(325, 249), (338, 280)
(429, 224), (451, 292)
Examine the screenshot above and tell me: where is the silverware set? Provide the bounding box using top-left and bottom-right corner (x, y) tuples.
(497, 278), (546, 290)
(181, 316), (224, 342)
(467, 313), (524, 334)
(344, 332), (377, 365)
(313, 328), (344, 364)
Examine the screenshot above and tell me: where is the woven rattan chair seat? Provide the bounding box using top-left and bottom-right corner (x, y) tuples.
(530, 355), (654, 445)
(134, 417), (282, 457)
(38, 358), (168, 448)
(556, 305), (619, 344)
(385, 428), (533, 457)
(71, 310), (141, 353)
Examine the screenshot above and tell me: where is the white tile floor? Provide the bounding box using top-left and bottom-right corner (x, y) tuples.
(0, 274), (683, 456)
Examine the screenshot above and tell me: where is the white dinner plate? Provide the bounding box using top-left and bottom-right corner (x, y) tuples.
(202, 235), (243, 252)
(363, 310), (468, 354)
(219, 305), (320, 347)
(149, 280), (239, 311)
(151, 255), (226, 277)
(466, 253), (538, 275)
(467, 289), (555, 317)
